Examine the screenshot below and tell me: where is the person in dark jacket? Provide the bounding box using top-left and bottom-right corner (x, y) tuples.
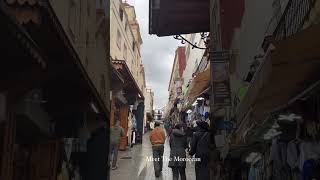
(168, 124), (188, 180)
(185, 124), (193, 151)
(189, 121), (210, 180)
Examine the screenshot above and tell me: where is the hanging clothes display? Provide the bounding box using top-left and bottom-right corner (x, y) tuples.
(57, 161), (69, 180)
(269, 139), (291, 180)
(287, 140), (300, 169)
(127, 112), (133, 146)
(298, 141), (320, 171)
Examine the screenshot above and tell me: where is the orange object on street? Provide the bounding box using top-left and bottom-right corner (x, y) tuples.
(149, 127), (166, 145)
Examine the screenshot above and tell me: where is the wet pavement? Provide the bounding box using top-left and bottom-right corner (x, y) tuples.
(110, 130), (196, 180)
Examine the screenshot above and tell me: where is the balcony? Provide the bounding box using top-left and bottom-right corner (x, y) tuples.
(266, 0), (316, 40)
(235, 0), (320, 132)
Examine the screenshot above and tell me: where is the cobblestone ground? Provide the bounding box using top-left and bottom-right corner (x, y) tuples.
(110, 130), (196, 180)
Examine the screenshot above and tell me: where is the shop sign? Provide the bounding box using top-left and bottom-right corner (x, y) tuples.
(211, 51), (231, 107)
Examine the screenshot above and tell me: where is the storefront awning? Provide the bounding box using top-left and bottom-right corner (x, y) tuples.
(0, 3), (47, 94)
(111, 63), (124, 92)
(187, 67), (210, 102)
(112, 60), (144, 104)
(149, 0), (210, 36)
(3, 0), (111, 118)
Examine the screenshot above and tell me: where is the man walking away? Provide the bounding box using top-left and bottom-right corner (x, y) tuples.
(185, 124), (193, 151)
(189, 121), (210, 180)
(110, 120), (124, 170)
(168, 124), (187, 180)
(149, 122), (166, 177)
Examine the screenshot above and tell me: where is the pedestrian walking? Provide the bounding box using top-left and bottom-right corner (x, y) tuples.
(185, 124), (193, 151)
(168, 124), (188, 180)
(109, 120), (124, 170)
(189, 121), (210, 180)
(150, 121), (155, 130)
(149, 121), (166, 177)
(131, 127), (136, 148)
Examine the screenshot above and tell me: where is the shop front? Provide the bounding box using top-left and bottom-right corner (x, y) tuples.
(225, 83), (320, 180)
(112, 60), (144, 150)
(0, 1), (110, 180)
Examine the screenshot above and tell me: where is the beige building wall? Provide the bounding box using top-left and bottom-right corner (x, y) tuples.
(110, 0), (145, 93)
(182, 33), (206, 96)
(143, 87), (154, 132)
(49, 0), (111, 112)
(167, 50), (180, 112)
(144, 88), (154, 114)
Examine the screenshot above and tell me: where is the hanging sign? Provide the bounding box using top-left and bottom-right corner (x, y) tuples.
(211, 51), (232, 107)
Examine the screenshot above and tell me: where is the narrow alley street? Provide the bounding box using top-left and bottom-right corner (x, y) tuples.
(110, 128), (196, 180)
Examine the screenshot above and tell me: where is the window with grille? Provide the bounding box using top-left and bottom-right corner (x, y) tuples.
(125, 22), (128, 32)
(119, 7), (124, 21)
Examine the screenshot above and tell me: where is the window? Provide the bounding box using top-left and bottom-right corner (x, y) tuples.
(119, 7), (124, 21)
(117, 30), (121, 49)
(78, 1), (82, 37)
(272, 0), (281, 24)
(125, 22), (128, 32)
(96, 0), (103, 8)
(85, 57), (89, 68)
(88, 1), (91, 16)
(123, 44), (127, 60)
(68, 0), (77, 41)
(86, 31), (89, 46)
(100, 74), (106, 101)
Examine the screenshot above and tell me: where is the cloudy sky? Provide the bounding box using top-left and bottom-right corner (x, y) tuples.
(127, 0), (180, 109)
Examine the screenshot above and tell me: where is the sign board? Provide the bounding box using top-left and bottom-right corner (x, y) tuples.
(211, 51), (231, 107)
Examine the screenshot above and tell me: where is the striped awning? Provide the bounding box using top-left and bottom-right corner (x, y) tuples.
(187, 67), (210, 102)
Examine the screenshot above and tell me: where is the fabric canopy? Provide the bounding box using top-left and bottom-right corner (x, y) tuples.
(187, 67), (210, 102)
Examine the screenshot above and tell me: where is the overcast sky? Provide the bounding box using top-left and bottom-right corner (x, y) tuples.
(127, 0), (180, 109)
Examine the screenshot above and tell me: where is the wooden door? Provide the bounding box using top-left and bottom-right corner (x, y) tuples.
(29, 141), (60, 180)
(119, 106), (129, 150)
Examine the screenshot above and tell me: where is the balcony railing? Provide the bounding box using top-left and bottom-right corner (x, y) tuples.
(267, 0), (315, 41)
(236, 0), (316, 124)
(235, 52), (273, 124)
